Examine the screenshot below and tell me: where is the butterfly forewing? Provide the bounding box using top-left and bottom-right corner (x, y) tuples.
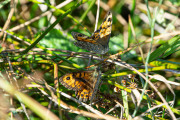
(99, 11), (112, 38)
(59, 73), (85, 91)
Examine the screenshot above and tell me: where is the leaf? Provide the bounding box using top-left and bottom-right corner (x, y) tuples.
(149, 35), (180, 62)
(38, 17), (47, 28)
(39, 29), (78, 52)
(162, 36), (180, 58)
(109, 34), (124, 54)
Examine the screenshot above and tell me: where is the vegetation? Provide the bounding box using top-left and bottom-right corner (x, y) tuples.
(0, 0), (180, 119)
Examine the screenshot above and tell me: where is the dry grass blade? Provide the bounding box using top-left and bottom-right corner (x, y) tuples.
(9, 0), (73, 32)
(29, 84), (120, 120)
(0, 78), (60, 120)
(0, 0), (15, 40)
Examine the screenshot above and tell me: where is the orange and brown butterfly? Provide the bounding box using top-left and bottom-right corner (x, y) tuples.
(59, 71), (99, 102)
(71, 11), (112, 54)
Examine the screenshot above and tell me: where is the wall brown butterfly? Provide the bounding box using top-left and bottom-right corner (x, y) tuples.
(59, 71), (100, 102)
(71, 11), (112, 54)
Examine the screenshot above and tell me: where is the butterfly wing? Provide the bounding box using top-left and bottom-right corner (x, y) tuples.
(76, 89), (91, 102)
(59, 71), (99, 102)
(98, 11), (112, 39)
(74, 71), (98, 102)
(74, 71), (101, 102)
(72, 32), (102, 53)
(59, 73), (86, 91)
(71, 32), (97, 44)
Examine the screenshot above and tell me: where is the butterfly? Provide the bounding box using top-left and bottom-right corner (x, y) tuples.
(59, 71), (100, 102)
(71, 11), (112, 54)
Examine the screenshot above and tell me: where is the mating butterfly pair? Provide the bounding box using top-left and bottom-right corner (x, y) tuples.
(60, 12), (112, 102)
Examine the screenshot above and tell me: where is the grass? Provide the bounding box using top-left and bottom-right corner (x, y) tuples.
(0, 0), (180, 119)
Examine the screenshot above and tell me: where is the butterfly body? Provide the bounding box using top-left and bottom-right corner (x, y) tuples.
(59, 71), (99, 102)
(72, 11), (112, 54)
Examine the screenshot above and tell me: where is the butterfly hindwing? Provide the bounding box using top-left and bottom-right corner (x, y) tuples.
(71, 32), (97, 44)
(76, 89), (91, 102)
